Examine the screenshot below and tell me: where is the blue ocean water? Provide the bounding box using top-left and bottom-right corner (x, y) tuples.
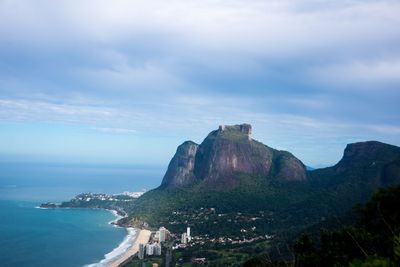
(0, 162), (164, 267)
(0, 200), (127, 267)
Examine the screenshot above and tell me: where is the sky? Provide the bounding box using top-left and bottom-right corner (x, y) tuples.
(0, 0), (399, 168)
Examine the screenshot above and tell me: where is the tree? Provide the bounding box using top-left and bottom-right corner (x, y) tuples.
(292, 186), (400, 267)
(293, 234), (320, 267)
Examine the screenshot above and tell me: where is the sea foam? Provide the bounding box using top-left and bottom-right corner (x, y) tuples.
(107, 209), (124, 225)
(84, 227), (137, 267)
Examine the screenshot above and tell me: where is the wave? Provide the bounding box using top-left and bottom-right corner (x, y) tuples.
(84, 227), (137, 267)
(107, 210), (124, 225)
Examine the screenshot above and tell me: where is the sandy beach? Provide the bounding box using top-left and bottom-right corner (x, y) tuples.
(109, 229), (152, 267)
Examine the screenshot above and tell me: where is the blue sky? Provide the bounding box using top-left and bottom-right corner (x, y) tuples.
(0, 0), (399, 167)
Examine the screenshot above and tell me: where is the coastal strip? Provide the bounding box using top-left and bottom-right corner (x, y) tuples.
(109, 229), (152, 267)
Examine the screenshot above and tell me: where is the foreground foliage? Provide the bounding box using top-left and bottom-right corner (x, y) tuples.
(291, 186), (400, 267)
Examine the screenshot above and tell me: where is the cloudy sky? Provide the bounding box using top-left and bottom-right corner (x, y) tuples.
(0, 0), (399, 167)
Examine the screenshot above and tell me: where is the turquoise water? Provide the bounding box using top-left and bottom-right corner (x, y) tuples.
(0, 162), (164, 267)
(0, 200), (127, 267)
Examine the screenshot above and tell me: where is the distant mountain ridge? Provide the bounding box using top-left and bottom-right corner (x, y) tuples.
(310, 140), (400, 187)
(161, 124), (307, 190)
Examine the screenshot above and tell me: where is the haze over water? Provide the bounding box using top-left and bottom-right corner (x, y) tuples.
(0, 162), (163, 202)
(0, 162), (163, 267)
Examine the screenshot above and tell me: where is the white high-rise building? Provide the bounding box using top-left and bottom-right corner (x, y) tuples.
(153, 243), (162, 256)
(159, 227), (169, 242)
(146, 244), (154, 256)
(187, 227), (191, 242)
(159, 228), (166, 242)
(138, 243), (145, 259)
(181, 233), (187, 244)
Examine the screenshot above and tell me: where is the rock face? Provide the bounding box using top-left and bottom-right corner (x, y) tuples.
(161, 141), (198, 188)
(274, 152), (308, 182)
(161, 124), (307, 190)
(311, 140), (400, 188)
(337, 141), (400, 170)
(337, 141), (400, 186)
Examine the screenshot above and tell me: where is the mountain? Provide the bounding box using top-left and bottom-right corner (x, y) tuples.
(310, 141), (400, 187)
(125, 124), (400, 253)
(161, 124), (307, 190)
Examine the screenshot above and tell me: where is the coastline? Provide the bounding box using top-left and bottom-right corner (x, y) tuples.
(85, 208), (151, 267)
(39, 203), (149, 267)
(107, 209), (126, 226)
(108, 229), (152, 267)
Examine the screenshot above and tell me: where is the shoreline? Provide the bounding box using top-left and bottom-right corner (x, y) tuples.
(39, 204), (149, 267)
(87, 208), (151, 267)
(83, 208), (151, 267)
(108, 229), (152, 267)
(106, 209), (127, 226)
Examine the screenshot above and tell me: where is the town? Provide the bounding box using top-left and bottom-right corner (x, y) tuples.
(73, 191), (145, 202)
(128, 207), (274, 267)
(41, 195), (274, 266)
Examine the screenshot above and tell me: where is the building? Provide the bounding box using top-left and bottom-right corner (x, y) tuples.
(138, 243), (145, 259)
(187, 227), (191, 242)
(192, 258), (207, 264)
(154, 230), (160, 242)
(159, 230), (165, 242)
(159, 227), (169, 242)
(146, 243), (154, 256)
(153, 243), (162, 256)
(181, 233), (187, 244)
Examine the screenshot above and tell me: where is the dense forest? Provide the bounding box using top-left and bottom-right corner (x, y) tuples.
(245, 186), (400, 267)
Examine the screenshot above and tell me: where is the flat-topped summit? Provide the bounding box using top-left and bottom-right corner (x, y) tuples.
(218, 124), (252, 139)
(160, 124), (307, 190)
(341, 141), (400, 163)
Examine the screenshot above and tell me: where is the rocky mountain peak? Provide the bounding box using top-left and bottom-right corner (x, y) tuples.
(336, 141), (400, 171)
(160, 124), (307, 190)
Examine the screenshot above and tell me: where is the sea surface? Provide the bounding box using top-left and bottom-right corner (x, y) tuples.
(0, 162), (164, 267)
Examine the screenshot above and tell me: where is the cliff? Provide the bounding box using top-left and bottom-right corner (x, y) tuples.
(310, 140), (400, 187)
(160, 124), (307, 190)
(161, 141), (198, 188)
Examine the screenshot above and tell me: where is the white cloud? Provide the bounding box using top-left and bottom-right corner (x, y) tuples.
(0, 0), (399, 166)
(310, 58), (400, 89)
(92, 127), (137, 135)
(1, 0), (399, 56)
(0, 99), (114, 124)
(75, 59), (184, 92)
(366, 124), (400, 135)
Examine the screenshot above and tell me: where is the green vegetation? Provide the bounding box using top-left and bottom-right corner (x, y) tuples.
(128, 166), (390, 239)
(57, 193), (137, 216)
(289, 186), (400, 267)
(48, 139), (400, 266)
(126, 143), (400, 264)
(173, 240), (271, 266)
(123, 256), (163, 267)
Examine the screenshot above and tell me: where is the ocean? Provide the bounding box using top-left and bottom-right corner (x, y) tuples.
(0, 162), (164, 267)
